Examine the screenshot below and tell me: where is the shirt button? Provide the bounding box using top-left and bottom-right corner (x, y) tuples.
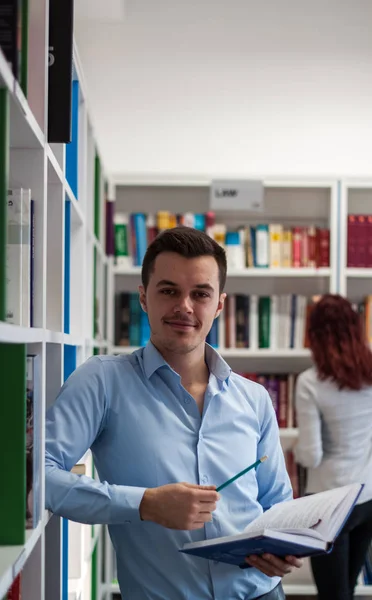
(184, 397), (191, 404)
(201, 475), (209, 483)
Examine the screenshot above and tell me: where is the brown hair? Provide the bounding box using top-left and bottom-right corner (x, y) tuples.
(141, 226), (227, 291)
(308, 294), (372, 390)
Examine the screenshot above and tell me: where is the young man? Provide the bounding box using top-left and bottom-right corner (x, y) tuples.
(45, 227), (302, 600)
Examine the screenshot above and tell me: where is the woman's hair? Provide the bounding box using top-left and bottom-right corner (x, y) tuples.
(308, 294), (372, 390)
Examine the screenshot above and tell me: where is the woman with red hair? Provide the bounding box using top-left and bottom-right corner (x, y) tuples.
(294, 294), (372, 600)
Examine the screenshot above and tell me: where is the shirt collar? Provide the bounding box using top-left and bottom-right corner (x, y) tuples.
(142, 340), (231, 383)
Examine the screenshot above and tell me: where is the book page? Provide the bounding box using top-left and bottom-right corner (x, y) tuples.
(243, 485), (359, 540)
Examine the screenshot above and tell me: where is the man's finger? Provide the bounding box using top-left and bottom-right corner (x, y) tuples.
(198, 501), (217, 511)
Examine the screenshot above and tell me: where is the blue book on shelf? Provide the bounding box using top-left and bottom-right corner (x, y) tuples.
(133, 213), (147, 266)
(140, 310), (151, 346)
(129, 293), (141, 346)
(66, 79), (79, 198)
(180, 484), (363, 567)
(64, 200), (71, 333)
(206, 318), (218, 348)
(64, 345), (77, 382)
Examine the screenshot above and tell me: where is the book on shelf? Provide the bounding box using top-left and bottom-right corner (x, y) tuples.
(26, 354), (42, 530)
(114, 211), (330, 270)
(6, 573), (21, 600)
(0, 0), (28, 93)
(347, 214), (372, 268)
(47, 0), (74, 142)
(6, 188), (34, 327)
(115, 292), (150, 347)
(180, 483), (363, 566)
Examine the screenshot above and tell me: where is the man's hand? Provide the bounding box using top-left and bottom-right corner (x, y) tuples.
(139, 482), (220, 530)
(245, 554), (303, 577)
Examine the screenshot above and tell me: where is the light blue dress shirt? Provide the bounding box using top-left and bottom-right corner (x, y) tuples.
(45, 342), (292, 600)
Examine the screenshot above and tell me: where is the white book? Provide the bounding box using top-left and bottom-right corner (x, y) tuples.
(249, 295), (258, 350)
(295, 296), (307, 349)
(6, 189), (31, 326)
(181, 484), (363, 566)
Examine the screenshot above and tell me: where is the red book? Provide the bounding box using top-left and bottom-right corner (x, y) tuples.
(278, 376), (288, 428)
(347, 215), (358, 267)
(301, 227), (309, 267)
(316, 229), (330, 267)
(366, 215), (372, 268)
(7, 574), (21, 600)
(307, 226), (317, 268)
(292, 227), (302, 268)
(356, 215), (367, 267)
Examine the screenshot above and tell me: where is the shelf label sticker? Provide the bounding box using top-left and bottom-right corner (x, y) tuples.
(210, 180), (264, 212)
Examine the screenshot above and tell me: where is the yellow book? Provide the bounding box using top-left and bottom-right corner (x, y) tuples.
(269, 224), (283, 268)
(282, 230), (293, 268)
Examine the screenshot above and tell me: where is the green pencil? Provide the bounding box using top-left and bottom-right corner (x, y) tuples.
(216, 455), (268, 492)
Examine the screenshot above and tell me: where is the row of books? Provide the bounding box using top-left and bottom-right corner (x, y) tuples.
(114, 211), (331, 270)
(347, 214), (372, 268)
(5, 188), (35, 327)
(242, 373), (298, 429)
(115, 292), (150, 347)
(210, 295), (310, 350)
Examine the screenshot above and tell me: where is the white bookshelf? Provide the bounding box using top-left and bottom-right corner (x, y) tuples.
(0, 10), (110, 599)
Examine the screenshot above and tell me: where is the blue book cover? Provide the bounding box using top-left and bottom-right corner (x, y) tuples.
(180, 484), (363, 567)
(64, 200), (71, 333)
(140, 310), (151, 346)
(206, 318), (218, 348)
(63, 345), (77, 381)
(133, 213), (147, 266)
(129, 293), (141, 346)
(66, 79), (79, 198)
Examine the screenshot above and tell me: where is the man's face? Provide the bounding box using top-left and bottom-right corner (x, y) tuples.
(139, 252), (226, 355)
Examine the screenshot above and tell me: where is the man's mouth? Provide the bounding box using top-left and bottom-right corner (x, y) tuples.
(164, 320), (197, 330)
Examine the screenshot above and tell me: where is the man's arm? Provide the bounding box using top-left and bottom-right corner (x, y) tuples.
(45, 357), (146, 524)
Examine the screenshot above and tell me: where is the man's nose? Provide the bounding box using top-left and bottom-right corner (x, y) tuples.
(174, 295), (193, 313)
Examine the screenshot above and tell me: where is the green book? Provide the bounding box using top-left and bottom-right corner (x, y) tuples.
(0, 89), (9, 322)
(0, 343), (26, 544)
(258, 296), (271, 348)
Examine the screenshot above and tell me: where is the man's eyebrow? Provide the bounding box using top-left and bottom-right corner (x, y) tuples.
(155, 280), (214, 291)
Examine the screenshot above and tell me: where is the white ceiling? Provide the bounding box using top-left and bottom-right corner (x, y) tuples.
(74, 0), (372, 181)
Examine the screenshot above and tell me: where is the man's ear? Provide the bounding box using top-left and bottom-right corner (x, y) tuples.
(215, 292), (226, 319)
(139, 285), (147, 312)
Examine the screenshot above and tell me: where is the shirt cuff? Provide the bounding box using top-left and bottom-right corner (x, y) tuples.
(109, 485), (147, 524)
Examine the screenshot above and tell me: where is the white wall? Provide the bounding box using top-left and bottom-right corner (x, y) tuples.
(75, 0), (372, 180)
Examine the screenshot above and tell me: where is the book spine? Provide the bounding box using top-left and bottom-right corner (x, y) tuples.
(258, 296), (271, 348)
(249, 294), (258, 349)
(133, 213), (148, 266)
(269, 224), (282, 268)
(366, 216), (372, 268)
(316, 228), (330, 267)
(30, 198), (35, 326)
(347, 215), (358, 267)
(114, 214), (130, 267)
(292, 227), (302, 268)
(0, 0), (20, 78)
(65, 80), (79, 198)
(278, 376), (288, 428)
(282, 230), (292, 268)
(21, 189), (31, 328)
(228, 295), (236, 348)
(6, 189), (23, 325)
(105, 200), (115, 256)
(218, 311), (225, 349)
(307, 226), (317, 268)
(0, 89), (9, 322)
(301, 227), (309, 267)
(255, 225), (269, 268)
(235, 295), (249, 348)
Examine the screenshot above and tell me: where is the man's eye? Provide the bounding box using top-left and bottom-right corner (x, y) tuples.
(160, 289), (175, 295)
(195, 292), (209, 299)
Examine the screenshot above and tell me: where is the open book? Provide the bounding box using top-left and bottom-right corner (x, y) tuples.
(180, 483), (363, 567)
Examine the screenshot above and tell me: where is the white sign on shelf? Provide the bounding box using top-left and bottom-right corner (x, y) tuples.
(210, 179), (264, 212)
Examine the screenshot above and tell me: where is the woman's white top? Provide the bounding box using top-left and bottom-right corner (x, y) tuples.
(294, 367), (372, 504)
